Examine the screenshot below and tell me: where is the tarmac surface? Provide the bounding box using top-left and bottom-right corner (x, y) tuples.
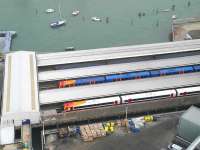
(0, 63), (4, 98)
(46, 114), (179, 150)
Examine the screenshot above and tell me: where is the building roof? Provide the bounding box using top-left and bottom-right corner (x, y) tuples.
(39, 54), (200, 82)
(181, 106), (200, 127)
(1, 51), (40, 126)
(39, 72), (200, 105)
(37, 39), (200, 66)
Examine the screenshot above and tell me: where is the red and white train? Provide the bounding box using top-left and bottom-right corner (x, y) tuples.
(63, 85), (200, 111)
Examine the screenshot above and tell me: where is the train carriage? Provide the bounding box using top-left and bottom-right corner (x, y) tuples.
(193, 64), (200, 71)
(58, 64), (199, 88)
(121, 89), (177, 103)
(76, 76), (105, 85)
(105, 73), (130, 82)
(63, 97), (121, 111)
(128, 71), (150, 79)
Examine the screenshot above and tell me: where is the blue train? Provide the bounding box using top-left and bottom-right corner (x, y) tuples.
(58, 64), (200, 88)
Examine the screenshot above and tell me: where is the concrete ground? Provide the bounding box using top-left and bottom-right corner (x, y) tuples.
(46, 115), (179, 150)
(0, 37), (5, 50)
(0, 62), (4, 95)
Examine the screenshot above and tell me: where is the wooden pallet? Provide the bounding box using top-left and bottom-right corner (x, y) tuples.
(80, 123), (106, 142)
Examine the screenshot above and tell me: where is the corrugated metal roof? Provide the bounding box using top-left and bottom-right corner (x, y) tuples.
(1, 51), (40, 126)
(178, 106), (200, 142)
(0, 124), (14, 145)
(37, 39), (200, 66)
(38, 55), (200, 82)
(39, 72), (200, 105)
(181, 106), (200, 127)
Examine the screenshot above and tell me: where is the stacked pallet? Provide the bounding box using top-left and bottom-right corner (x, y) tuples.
(115, 119), (129, 127)
(80, 123), (106, 142)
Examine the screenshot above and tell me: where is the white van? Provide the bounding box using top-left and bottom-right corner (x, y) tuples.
(168, 144), (183, 150)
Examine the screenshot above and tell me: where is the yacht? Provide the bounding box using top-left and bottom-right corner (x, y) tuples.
(50, 20), (66, 28)
(46, 8), (55, 13)
(72, 10), (80, 16)
(91, 17), (101, 22)
(172, 15), (177, 19)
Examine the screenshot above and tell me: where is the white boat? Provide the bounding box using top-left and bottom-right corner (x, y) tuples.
(46, 8), (55, 13)
(50, 20), (66, 28)
(159, 9), (170, 12)
(72, 10), (80, 16)
(91, 17), (101, 22)
(184, 33), (192, 40)
(50, 3), (66, 28)
(172, 15), (177, 19)
(65, 47), (75, 51)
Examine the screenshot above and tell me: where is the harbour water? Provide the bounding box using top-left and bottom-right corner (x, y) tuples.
(0, 0), (200, 52)
(1, 0), (200, 149)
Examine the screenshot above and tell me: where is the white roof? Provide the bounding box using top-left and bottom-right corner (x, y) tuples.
(39, 72), (200, 105)
(0, 124), (14, 145)
(38, 55), (200, 82)
(37, 39), (200, 66)
(1, 51), (40, 126)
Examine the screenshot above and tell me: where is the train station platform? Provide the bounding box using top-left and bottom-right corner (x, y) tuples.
(2, 39), (200, 127)
(1, 51), (40, 126)
(38, 54), (200, 82)
(39, 72), (200, 105)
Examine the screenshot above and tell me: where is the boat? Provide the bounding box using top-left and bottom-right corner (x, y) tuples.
(184, 33), (192, 40)
(50, 20), (66, 28)
(65, 47), (75, 51)
(50, 3), (66, 28)
(172, 15), (177, 19)
(72, 10), (80, 16)
(45, 8), (55, 13)
(159, 9), (170, 12)
(91, 17), (101, 22)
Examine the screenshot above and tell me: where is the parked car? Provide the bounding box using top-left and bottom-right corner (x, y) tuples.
(168, 143), (183, 150)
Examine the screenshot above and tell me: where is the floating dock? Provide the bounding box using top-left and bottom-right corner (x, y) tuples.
(172, 18), (200, 41)
(0, 31), (16, 54)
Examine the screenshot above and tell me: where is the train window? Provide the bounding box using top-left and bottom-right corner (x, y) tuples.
(179, 70), (184, 74)
(128, 99), (132, 103)
(58, 81), (64, 88)
(113, 101), (118, 105)
(170, 93), (176, 98)
(90, 80), (96, 84)
(56, 108), (63, 113)
(160, 72), (165, 76)
(180, 92), (187, 96)
(135, 76), (141, 79)
(114, 78), (121, 81)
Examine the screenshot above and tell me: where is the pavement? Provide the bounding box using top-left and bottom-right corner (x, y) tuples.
(0, 62), (4, 96)
(0, 37), (5, 50)
(45, 115), (179, 150)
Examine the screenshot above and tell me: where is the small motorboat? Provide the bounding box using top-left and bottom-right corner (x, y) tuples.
(50, 20), (66, 28)
(172, 15), (177, 19)
(184, 33), (192, 40)
(72, 10), (80, 16)
(46, 8), (55, 13)
(91, 17), (101, 22)
(65, 47), (75, 51)
(159, 9), (170, 12)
